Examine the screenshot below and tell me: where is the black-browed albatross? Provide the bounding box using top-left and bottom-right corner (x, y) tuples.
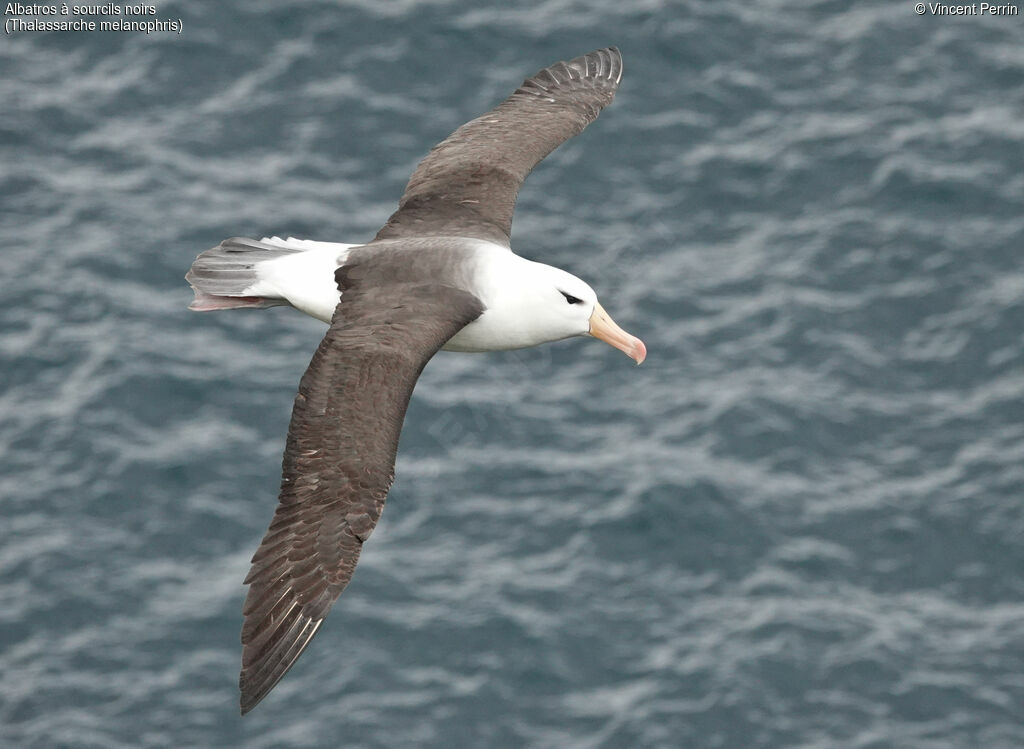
(186, 47), (645, 714)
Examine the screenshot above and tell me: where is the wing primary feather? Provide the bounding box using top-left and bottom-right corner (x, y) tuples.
(240, 616), (322, 715)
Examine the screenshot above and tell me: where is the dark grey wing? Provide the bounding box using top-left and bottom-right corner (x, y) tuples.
(239, 273), (483, 715)
(373, 47), (623, 246)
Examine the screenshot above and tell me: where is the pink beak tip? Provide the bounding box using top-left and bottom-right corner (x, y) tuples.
(632, 339), (647, 365)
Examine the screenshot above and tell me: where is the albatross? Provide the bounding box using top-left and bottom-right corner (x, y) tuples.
(186, 47), (644, 714)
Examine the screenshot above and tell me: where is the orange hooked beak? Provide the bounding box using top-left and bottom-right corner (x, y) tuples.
(588, 303), (646, 364)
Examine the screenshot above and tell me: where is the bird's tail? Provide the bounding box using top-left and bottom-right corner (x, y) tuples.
(186, 237), (302, 311)
(186, 236), (353, 322)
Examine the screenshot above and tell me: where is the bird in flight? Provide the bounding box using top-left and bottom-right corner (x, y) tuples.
(186, 47), (644, 714)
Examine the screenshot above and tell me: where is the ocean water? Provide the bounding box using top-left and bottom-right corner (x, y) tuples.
(2, 1), (1023, 747)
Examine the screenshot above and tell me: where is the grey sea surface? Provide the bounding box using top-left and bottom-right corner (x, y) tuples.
(2, 2), (1023, 747)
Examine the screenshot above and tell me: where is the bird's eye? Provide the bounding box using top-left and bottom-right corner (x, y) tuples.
(560, 291), (584, 305)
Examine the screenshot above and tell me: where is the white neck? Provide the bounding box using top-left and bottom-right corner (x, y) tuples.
(443, 241), (592, 352)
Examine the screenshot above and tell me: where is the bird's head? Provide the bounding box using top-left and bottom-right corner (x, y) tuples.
(518, 262), (646, 364)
